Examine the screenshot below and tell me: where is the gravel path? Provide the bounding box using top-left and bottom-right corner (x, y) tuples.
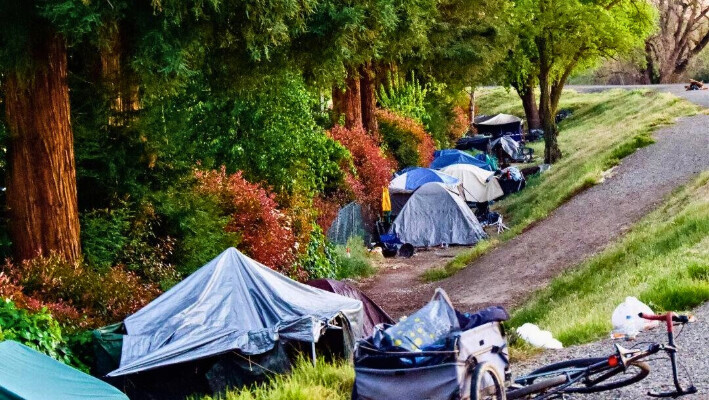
(514, 302), (709, 399)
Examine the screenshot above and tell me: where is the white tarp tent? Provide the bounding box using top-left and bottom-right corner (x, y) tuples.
(440, 163), (504, 203)
(389, 182), (487, 247)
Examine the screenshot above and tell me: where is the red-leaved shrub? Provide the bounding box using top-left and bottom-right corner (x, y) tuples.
(449, 106), (470, 142)
(327, 125), (396, 219)
(0, 255), (161, 328)
(376, 109), (435, 167)
(195, 167), (299, 275)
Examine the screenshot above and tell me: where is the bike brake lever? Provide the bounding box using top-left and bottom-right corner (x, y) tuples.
(647, 385), (697, 398)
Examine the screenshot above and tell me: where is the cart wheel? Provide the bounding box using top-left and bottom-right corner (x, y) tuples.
(470, 362), (506, 400)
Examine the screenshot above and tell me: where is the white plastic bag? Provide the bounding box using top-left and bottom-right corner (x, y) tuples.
(611, 297), (659, 339)
(516, 323), (563, 349)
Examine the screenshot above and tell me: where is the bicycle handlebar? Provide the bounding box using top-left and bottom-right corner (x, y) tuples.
(638, 312), (690, 324)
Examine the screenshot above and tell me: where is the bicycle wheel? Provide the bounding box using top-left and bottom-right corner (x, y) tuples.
(525, 357), (650, 394)
(470, 362), (506, 400)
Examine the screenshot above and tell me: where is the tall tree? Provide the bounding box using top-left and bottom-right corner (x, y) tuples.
(644, 0), (709, 83)
(0, 2), (82, 262)
(505, 0), (654, 163)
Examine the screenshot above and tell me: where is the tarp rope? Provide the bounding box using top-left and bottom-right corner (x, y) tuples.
(232, 351), (280, 375)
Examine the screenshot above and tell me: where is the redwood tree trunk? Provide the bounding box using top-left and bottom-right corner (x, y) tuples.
(359, 62), (378, 134)
(3, 33), (81, 262)
(331, 67), (363, 130)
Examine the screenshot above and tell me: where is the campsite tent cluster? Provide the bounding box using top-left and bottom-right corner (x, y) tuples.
(0, 113), (530, 400)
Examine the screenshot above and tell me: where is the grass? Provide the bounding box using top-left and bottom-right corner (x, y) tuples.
(422, 239), (498, 281)
(424, 88), (699, 281)
(199, 358), (354, 400)
(509, 172), (709, 346)
(334, 237), (376, 279)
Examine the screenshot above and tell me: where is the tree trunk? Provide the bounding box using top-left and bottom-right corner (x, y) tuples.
(359, 62), (378, 134)
(518, 79), (540, 131)
(332, 67), (363, 130)
(100, 22), (140, 126)
(3, 33), (81, 262)
(469, 90), (476, 132)
(537, 37), (562, 164)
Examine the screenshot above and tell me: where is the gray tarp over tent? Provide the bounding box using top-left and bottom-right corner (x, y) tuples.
(389, 182), (487, 247)
(108, 247), (364, 377)
(327, 202), (369, 245)
(0, 341), (128, 400)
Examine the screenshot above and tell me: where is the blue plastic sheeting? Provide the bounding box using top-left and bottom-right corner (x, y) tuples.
(108, 248), (363, 377)
(429, 149), (494, 171)
(388, 167), (459, 193)
(0, 341), (128, 400)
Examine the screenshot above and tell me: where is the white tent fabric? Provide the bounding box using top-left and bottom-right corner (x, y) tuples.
(440, 164), (504, 203)
(390, 182), (487, 247)
(109, 248), (363, 377)
(474, 113), (522, 126)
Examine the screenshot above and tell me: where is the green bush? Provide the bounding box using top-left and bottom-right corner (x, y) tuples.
(0, 299), (84, 370)
(299, 224), (338, 280)
(377, 109), (435, 168)
(377, 72), (430, 126)
(334, 237), (375, 279)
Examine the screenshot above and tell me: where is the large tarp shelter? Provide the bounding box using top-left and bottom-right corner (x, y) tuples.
(429, 149), (494, 171)
(105, 248), (363, 398)
(307, 279), (394, 337)
(0, 341), (128, 400)
(388, 168), (459, 194)
(327, 202), (369, 245)
(389, 183), (487, 247)
(474, 114), (523, 141)
(440, 164), (504, 203)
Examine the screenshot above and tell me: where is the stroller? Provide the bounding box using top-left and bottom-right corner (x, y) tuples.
(352, 289), (510, 400)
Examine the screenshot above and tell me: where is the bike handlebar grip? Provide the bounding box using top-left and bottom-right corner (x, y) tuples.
(672, 315), (689, 323)
(638, 312), (667, 321)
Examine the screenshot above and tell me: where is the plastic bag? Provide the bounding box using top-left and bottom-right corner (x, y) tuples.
(516, 323), (563, 349)
(611, 297), (659, 339)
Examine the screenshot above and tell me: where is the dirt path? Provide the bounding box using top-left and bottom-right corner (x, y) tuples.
(359, 87), (709, 318)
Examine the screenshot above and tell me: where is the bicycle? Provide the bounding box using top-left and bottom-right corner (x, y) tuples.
(471, 312), (698, 400)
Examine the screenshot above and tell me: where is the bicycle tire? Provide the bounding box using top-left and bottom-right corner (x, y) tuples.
(470, 362), (507, 400)
(525, 357), (650, 394)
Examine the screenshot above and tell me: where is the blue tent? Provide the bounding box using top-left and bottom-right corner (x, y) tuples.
(430, 149), (495, 171)
(388, 167), (459, 193)
(0, 341), (128, 400)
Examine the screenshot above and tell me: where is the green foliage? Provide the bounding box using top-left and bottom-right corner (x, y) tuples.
(151, 183), (239, 276)
(199, 357), (354, 400)
(377, 72), (430, 125)
(334, 237), (376, 280)
(299, 224), (338, 279)
(0, 299), (85, 370)
(159, 72), (348, 197)
(509, 173), (709, 346)
(377, 109), (436, 168)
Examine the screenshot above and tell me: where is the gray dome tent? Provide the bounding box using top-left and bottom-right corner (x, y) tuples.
(389, 182), (487, 247)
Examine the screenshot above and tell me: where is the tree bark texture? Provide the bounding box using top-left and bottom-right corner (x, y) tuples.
(100, 22), (140, 126)
(644, 0), (709, 83)
(518, 79), (541, 131)
(536, 34), (563, 164)
(332, 67), (363, 130)
(3, 33), (81, 262)
(359, 62), (378, 134)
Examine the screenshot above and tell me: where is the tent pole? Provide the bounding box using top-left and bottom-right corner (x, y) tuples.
(311, 341), (317, 366)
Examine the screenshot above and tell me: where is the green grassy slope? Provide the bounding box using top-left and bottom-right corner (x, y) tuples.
(423, 88), (699, 281)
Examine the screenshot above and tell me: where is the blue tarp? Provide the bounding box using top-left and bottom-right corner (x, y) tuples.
(429, 149), (494, 171)
(388, 167), (459, 193)
(0, 341), (128, 400)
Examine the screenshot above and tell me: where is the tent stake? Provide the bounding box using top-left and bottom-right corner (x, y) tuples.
(311, 342), (317, 366)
